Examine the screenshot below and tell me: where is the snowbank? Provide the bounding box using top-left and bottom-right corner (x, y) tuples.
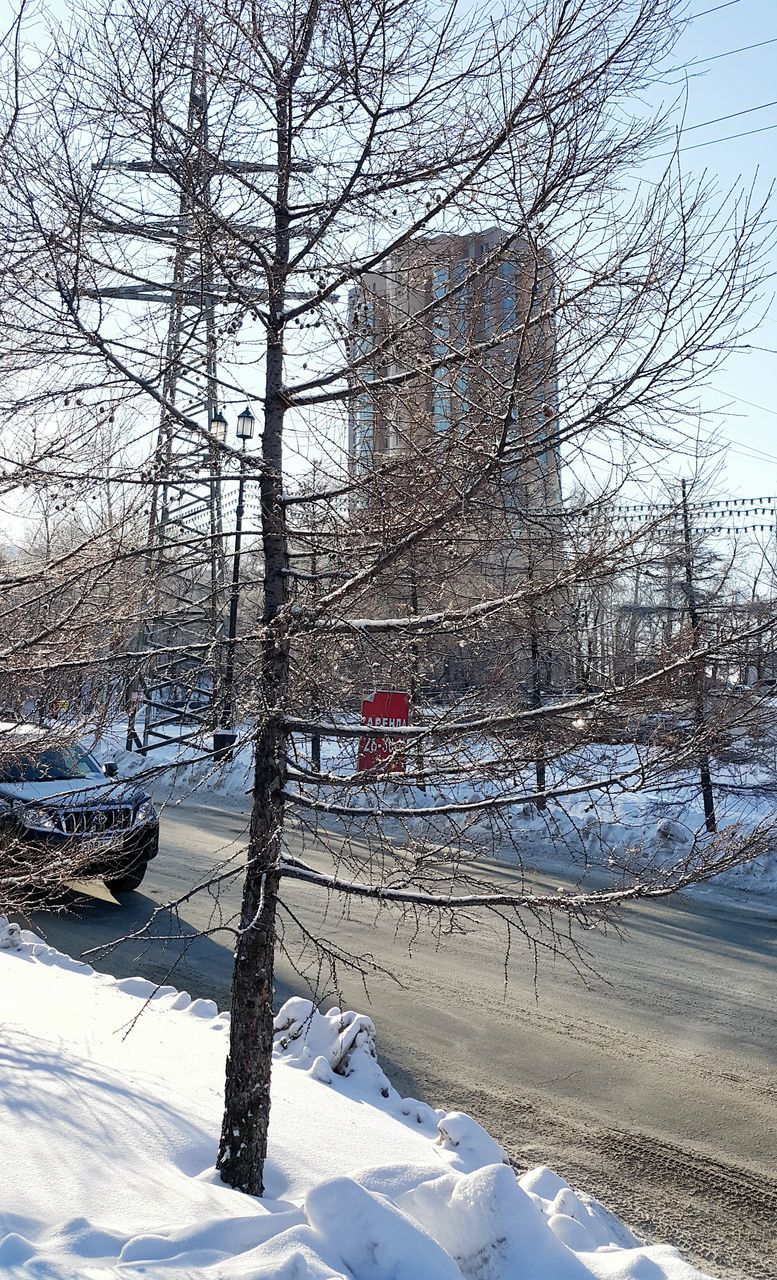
(0, 919), (715, 1279)
(90, 721), (777, 901)
(286, 735), (777, 901)
(91, 720), (255, 808)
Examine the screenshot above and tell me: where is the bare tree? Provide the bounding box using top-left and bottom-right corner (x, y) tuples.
(0, 0), (774, 1198)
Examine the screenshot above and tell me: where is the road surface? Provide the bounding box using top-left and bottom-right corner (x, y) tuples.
(28, 800), (777, 1280)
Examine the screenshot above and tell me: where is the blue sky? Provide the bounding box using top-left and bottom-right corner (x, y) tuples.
(655, 0), (777, 493)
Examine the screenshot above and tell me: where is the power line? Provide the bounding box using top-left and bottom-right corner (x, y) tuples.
(614, 496), (777, 512)
(730, 445), (777, 469)
(709, 386), (777, 419)
(679, 35), (777, 70)
(688, 0), (745, 18)
(670, 119), (777, 155)
(634, 408), (777, 473)
(682, 98), (777, 134)
(726, 440), (777, 468)
(653, 119), (777, 160)
(686, 426), (777, 471)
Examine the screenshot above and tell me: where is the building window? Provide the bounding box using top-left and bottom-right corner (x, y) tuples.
(351, 294), (377, 467)
(533, 403), (559, 475)
(432, 264), (450, 300)
(432, 384), (451, 430)
(353, 390), (374, 468)
(431, 265), (451, 430)
(499, 290), (516, 334)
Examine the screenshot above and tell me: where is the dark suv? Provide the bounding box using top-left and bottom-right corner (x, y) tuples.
(0, 725), (159, 894)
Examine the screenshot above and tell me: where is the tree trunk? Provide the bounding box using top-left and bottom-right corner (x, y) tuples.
(216, 19), (302, 1184)
(681, 480), (716, 834)
(216, 330), (288, 1193)
(215, 848), (281, 1194)
(216, 324), (288, 1192)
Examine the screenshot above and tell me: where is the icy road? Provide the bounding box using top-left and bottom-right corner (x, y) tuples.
(29, 800), (777, 1280)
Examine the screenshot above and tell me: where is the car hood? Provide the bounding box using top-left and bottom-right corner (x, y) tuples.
(0, 778), (147, 808)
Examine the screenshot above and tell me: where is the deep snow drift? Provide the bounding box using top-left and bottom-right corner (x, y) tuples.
(0, 916), (714, 1279)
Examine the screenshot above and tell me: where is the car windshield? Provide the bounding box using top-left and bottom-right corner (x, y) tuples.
(0, 743), (103, 783)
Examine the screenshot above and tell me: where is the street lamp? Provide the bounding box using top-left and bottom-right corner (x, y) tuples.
(236, 404), (255, 441)
(211, 408), (228, 441)
(215, 406), (254, 757)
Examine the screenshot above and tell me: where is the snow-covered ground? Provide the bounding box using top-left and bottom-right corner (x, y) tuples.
(90, 721), (777, 903)
(0, 917), (716, 1280)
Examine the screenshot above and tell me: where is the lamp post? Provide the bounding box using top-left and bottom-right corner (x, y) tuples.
(214, 405), (255, 758)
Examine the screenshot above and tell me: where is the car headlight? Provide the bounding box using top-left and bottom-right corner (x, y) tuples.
(134, 799), (157, 826)
(19, 805), (58, 832)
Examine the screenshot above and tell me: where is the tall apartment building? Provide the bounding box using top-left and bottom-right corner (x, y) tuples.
(346, 228), (566, 690)
(347, 226), (561, 516)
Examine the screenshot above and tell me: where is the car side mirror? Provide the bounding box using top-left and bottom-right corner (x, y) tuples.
(102, 760), (118, 778)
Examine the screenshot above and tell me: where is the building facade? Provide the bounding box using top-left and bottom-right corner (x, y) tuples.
(347, 227), (561, 515)
(346, 227), (566, 691)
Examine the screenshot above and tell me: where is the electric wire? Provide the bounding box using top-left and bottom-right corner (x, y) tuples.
(674, 35), (777, 71)
(724, 441), (777, 468)
(682, 98), (777, 133)
(708, 386), (777, 419)
(668, 119), (777, 155)
(688, 0), (744, 17)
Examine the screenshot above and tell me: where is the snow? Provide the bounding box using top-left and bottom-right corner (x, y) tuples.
(82, 720), (777, 913)
(0, 921), (717, 1280)
(86, 719), (777, 904)
(284, 734), (777, 903)
(91, 720), (255, 809)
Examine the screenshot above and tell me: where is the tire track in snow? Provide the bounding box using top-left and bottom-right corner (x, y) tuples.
(386, 1049), (777, 1280)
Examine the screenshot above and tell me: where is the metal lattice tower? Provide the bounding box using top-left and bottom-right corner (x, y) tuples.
(89, 40), (315, 752)
(90, 49), (261, 752)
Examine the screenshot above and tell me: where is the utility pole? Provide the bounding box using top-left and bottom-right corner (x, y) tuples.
(309, 462), (321, 773)
(526, 554), (546, 810)
(218, 406), (256, 754)
(408, 557), (425, 789)
(681, 479), (716, 833)
(93, 39), (311, 754)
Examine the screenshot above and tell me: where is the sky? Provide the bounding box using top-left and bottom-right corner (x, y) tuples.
(0, 0), (774, 506)
(654, 0), (777, 495)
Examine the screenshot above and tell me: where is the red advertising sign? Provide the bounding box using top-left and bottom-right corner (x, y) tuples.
(358, 690), (410, 773)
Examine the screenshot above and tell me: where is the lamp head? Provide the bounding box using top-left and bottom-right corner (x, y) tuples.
(211, 408), (228, 441)
(236, 405), (255, 440)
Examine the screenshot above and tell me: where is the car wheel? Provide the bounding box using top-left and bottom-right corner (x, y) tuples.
(105, 858), (149, 894)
